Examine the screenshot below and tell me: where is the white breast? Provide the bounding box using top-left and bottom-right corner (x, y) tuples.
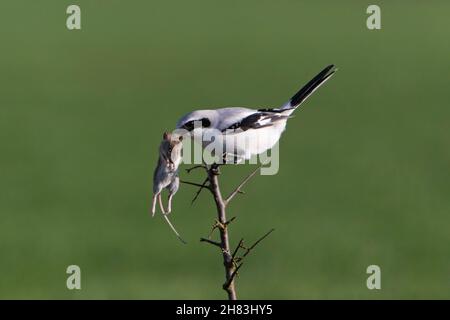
(196, 122), (287, 162)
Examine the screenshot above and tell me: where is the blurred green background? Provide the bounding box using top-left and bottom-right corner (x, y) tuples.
(0, 0), (449, 299)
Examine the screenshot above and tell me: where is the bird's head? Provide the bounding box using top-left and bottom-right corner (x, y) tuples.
(176, 110), (216, 139)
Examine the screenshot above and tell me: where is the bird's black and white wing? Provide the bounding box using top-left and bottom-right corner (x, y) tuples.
(221, 111), (290, 132)
(214, 107), (256, 131)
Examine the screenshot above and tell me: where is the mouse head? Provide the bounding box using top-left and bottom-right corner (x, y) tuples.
(160, 131), (183, 166)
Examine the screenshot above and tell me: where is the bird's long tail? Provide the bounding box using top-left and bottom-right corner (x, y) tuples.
(280, 64), (337, 113)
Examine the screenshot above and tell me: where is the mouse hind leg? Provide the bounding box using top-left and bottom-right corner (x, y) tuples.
(151, 183), (164, 217)
(151, 192), (160, 217)
(166, 176), (180, 214)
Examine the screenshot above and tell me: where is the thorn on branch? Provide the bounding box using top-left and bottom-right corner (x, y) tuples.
(223, 263), (243, 291)
(225, 216), (236, 226)
(180, 180), (211, 190)
(200, 237), (222, 248)
(225, 166), (261, 205)
(242, 228), (275, 259)
(229, 228), (275, 268)
(231, 238), (244, 260)
(186, 165), (207, 174)
(206, 220), (220, 239)
(191, 177), (209, 205)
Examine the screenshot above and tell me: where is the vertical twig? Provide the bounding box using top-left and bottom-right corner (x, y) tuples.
(207, 166), (237, 300)
(182, 165), (273, 300)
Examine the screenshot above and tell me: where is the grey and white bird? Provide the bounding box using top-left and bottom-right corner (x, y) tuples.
(176, 65), (337, 163)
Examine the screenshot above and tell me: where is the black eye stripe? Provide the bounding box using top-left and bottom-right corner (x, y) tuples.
(201, 118), (211, 128)
(183, 118), (211, 131)
(183, 121), (194, 131)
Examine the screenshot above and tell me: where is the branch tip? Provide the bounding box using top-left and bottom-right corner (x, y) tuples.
(225, 166), (261, 204)
(190, 177), (209, 205)
(200, 237), (222, 248)
(186, 165), (207, 174)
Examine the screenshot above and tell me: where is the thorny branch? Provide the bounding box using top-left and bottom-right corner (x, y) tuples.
(223, 228), (275, 291)
(181, 164), (274, 300)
